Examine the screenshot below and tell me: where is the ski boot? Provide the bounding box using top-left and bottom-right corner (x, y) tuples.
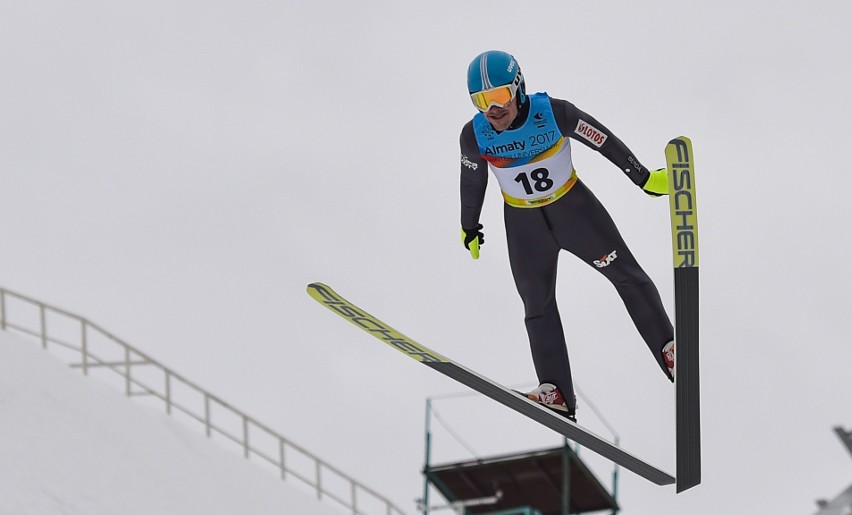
(525, 383), (576, 422)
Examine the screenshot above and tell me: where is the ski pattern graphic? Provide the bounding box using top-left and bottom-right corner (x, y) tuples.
(307, 282), (675, 486)
(666, 136), (701, 492)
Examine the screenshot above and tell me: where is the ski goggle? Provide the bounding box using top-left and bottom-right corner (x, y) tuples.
(470, 82), (519, 112)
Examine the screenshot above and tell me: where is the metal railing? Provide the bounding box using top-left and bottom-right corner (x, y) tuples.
(0, 286), (405, 515)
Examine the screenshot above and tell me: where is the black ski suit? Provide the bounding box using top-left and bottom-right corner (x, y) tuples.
(459, 93), (674, 414)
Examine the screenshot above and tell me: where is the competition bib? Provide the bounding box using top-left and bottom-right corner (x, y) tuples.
(472, 92), (577, 208)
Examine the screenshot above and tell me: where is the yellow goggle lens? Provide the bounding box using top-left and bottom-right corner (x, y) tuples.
(470, 85), (515, 112)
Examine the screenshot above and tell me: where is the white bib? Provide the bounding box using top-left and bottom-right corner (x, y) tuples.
(490, 137), (576, 207)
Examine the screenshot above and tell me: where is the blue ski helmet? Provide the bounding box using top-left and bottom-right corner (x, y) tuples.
(466, 50), (526, 105)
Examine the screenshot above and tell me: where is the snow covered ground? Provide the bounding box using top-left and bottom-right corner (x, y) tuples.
(0, 330), (342, 515)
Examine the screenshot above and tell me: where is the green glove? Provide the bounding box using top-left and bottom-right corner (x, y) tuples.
(461, 224), (484, 260)
(642, 168), (669, 196)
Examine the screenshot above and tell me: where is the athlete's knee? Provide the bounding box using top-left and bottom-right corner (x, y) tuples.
(512, 276), (551, 309)
(612, 271), (654, 289)
(599, 260), (653, 289)
(518, 289), (558, 318)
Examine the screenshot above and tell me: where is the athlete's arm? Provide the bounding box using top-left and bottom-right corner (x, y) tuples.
(551, 98), (651, 188)
(459, 121), (488, 230)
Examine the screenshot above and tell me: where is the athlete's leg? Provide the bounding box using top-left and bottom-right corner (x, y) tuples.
(504, 204), (577, 411)
(544, 180), (674, 379)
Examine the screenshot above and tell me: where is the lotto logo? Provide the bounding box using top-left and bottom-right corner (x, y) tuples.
(575, 120), (608, 148)
(593, 250), (618, 268)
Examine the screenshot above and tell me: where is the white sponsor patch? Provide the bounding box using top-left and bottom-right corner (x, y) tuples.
(593, 250), (618, 268)
(574, 119), (608, 148)
(461, 154), (479, 171)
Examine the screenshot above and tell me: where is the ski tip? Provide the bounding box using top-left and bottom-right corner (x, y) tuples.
(306, 282), (337, 302)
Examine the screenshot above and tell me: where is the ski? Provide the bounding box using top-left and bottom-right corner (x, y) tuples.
(665, 136), (701, 492)
(307, 282), (675, 487)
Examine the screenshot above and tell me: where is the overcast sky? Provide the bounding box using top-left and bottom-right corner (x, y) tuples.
(2, 1), (851, 514)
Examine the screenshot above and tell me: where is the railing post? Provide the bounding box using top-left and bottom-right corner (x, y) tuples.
(164, 371), (172, 415)
(279, 438), (287, 480)
(423, 397), (433, 515)
(0, 289), (6, 329)
(204, 394), (212, 437)
(81, 320), (89, 375)
(243, 416), (250, 459)
(39, 304), (47, 348)
(316, 461), (322, 500)
(124, 345), (132, 395)
(350, 481), (357, 515)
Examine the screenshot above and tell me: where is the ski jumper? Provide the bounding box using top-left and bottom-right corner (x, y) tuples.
(459, 92), (674, 413)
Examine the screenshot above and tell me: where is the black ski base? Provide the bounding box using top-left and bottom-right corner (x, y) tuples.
(675, 266), (700, 492)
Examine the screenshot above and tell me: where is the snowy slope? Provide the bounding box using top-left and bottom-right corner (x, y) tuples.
(0, 330), (342, 515)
